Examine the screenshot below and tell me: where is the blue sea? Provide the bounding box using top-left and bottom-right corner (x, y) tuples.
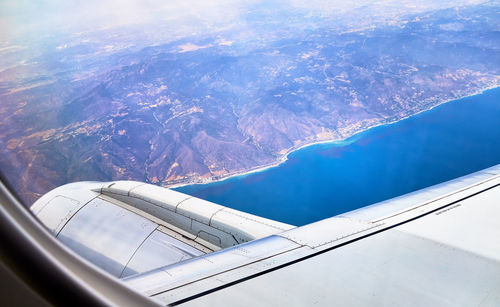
(176, 88), (500, 226)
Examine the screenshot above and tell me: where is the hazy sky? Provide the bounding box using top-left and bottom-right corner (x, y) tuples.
(0, 0), (492, 44)
(1, 0), (245, 38)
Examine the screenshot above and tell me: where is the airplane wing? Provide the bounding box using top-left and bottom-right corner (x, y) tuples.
(30, 164), (500, 306)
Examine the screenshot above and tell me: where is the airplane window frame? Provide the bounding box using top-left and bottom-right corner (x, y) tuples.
(0, 174), (160, 306)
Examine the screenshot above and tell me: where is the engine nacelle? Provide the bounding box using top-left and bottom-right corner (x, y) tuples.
(31, 181), (293, 278)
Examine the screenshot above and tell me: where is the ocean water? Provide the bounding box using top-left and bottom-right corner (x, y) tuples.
(176, 88), (500, 226)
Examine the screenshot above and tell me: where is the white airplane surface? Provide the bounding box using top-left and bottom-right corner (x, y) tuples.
(28, 164), (500, 306)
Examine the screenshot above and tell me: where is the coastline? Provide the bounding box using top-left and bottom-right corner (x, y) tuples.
(167, 84), (500, 189)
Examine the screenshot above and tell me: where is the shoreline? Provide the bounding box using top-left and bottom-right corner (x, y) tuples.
(167, 84), (500, 189)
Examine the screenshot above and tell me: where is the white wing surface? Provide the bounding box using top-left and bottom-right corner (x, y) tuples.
(32, 165), (500, 306)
